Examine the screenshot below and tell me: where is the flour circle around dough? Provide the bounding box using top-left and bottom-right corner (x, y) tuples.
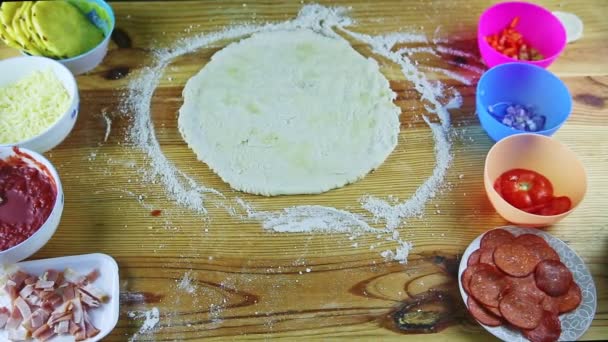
(178, 29), (401, 196)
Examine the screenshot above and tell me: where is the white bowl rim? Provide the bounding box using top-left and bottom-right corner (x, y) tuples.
(0, 146), (63, 255)
(0, 56), (79, 149)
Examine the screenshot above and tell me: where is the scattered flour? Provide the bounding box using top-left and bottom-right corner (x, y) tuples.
(121, 4), (468, 263)
(177, 271), (196, 294)
(128, 307), (160, 341)
(422, 66), (473, 86)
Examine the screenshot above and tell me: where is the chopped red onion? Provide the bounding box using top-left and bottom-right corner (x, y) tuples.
(488, 102), (546, 132)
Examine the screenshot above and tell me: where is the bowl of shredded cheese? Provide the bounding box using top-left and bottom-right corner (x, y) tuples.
(0, 56), (79, 153)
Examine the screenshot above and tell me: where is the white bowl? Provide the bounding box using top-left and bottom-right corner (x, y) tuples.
(55, 0), (115, 75)
(0, 56), (79, 153)
(21, 0), (116, 75)
(0, 253), (120, 342)
(0, 147), (64, 264)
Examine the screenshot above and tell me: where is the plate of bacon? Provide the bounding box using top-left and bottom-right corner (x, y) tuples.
(0, 253), (119, 341)
(458, 226), (596, 342)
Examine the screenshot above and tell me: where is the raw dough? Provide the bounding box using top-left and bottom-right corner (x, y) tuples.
(178, 29), (400, 196)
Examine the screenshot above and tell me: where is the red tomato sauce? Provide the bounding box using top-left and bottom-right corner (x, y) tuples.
(0, 150), (56, 251)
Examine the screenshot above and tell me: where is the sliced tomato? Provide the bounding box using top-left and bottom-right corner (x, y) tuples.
(537, 196), (572, 216)
(494, 169), (553, 210)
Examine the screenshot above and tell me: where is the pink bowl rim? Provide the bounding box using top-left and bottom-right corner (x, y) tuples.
(478, 1), (567, 65)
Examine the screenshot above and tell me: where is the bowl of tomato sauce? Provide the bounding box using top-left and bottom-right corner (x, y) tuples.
(484, 133), (587, 227)
(0, 146), (63, 264)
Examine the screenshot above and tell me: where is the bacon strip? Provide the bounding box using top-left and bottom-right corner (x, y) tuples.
(0, 307), (10, 329)
(19, 284), (35, 298)
(84, 310), (100, 338)
(9, 271), (28, 288)
(30, 308), (49, 330)
(32, 323), (53, 340)
(5, 305), (23, 330)
(14, 297), (32, 320)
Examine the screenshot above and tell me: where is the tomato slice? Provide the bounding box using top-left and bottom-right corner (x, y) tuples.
(494, 169), (553, 210)
(537, 196), (572, 216)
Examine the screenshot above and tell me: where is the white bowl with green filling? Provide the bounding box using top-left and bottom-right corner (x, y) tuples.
(0, 56), (79, 153)
(6, 0), (116, 75)
(46, 0), (116, 75)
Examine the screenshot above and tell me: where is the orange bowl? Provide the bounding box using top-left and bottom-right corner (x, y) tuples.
(484, 133), (587, 227)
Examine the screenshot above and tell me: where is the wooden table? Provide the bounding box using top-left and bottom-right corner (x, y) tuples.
(1, 0), (607, 340)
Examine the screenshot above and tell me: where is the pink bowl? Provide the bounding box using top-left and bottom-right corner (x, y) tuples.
(478, 1), (567, 68)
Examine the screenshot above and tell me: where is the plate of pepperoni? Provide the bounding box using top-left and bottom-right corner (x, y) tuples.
(458, 226), (596, 342)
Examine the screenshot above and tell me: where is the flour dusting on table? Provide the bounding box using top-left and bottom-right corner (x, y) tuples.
(128, 307), (160, 341)
(177, 270), (196, 294)
(121, 4), (471, 263)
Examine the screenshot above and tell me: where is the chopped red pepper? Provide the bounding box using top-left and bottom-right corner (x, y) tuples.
(485, 17), (544, 61)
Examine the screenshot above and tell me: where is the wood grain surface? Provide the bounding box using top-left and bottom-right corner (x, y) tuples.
(1, 0), (607, 340)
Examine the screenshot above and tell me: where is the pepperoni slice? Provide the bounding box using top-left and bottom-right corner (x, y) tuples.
(467, 249), (481, 266)
(479, 247), (496, 266)
(461, 263), (496, 295)
(467, 296), (502, 327)
(535, 260), (573, 297)
(508, 274), (545, 303)
(499, 290), (543, 329)
(470, 266), (510, 308)
(515, 233), (549, 247)
(481, 229), (515, 250)
(494, 242), (540, 277)
(556, 282), (582, 314)
(522, 310), (561, 342)
(528, 242), (561, 262)
(541, 296), (560, 315)
(485, 305), (502, 318)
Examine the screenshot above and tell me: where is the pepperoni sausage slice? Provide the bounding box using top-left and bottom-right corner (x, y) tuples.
(467, 249), (481, 266)
(479, 247), (496, 266)
(522, 310), (561, 342)
(461, 263), (496, 295)
(508, 274), (545, 303)
(467, 296), (502, 327)
(535, 260), (573, 297)
(515, 233), (549, 247)
(470, 266), (510, 308)
(541, 296), (560, 315)
(494, 242), (540, 277)
(481, 229), (515, 250)
(485, 305), (502, 318)
(528, 242), (561, 262)
(499, 290), (543, 329)
(556, 282), (582, 314)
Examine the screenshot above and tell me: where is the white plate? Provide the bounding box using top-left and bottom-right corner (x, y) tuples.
(0, 253), (120, 342)
(458, 226), (597, 342)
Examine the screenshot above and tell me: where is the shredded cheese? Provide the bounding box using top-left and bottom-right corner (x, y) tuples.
(0, 69), (70, 144)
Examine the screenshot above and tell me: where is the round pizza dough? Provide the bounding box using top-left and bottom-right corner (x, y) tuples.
(178, 29), (400, 196)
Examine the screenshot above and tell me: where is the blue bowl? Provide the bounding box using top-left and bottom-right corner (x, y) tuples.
(476, 62), (572, 142)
